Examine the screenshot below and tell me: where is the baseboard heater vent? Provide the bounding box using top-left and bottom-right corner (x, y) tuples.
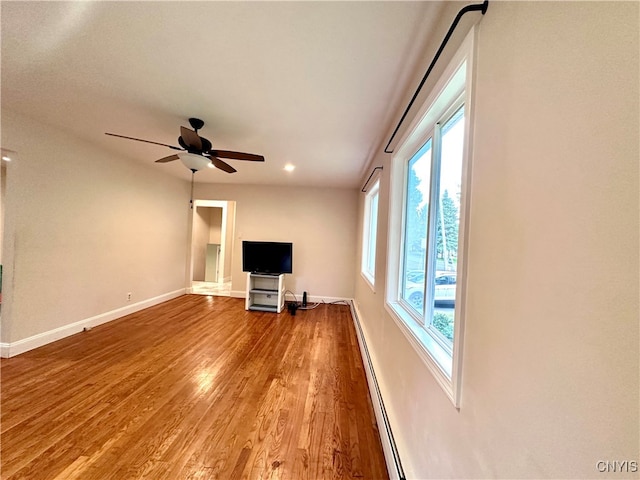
(349, 301), (405, 480)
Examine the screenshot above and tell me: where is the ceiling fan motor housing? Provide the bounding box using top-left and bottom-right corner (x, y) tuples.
(188, 118), (205, 131)
(178, 133), (212, 154)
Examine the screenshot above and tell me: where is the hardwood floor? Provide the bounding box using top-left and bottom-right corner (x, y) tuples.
(1, 295), (389, 480)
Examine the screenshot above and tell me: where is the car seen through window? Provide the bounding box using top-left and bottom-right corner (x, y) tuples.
(405, 271), (457, 310)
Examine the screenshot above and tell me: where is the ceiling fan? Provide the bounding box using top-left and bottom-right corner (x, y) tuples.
(105, 118), (265, 173)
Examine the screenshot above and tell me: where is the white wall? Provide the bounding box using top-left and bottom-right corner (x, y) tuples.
(194, 183), (357, 300)
(1, 110), (190, 348)
(355, 2), (639, 478)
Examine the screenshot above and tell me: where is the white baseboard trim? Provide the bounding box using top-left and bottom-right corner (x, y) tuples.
(305, 294), (352, 305)
(350, 300), (405, 480)
(282, 292), (352, 305)
(228, 290), (351, 306)
(1, 289), (186, 358)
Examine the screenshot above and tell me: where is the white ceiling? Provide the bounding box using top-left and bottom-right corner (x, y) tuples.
(1, 1), (444, 188)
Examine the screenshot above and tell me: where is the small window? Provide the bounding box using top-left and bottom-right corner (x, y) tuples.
(361, 178), (380, 287)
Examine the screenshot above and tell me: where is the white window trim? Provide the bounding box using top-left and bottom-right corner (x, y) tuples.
(385, 28), (476, 407)
(361, 177), (380, 290)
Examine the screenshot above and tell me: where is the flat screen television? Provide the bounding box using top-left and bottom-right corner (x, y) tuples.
(242, 241), (293, 274)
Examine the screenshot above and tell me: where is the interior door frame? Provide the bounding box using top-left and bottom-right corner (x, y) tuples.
(188, 199), (232, 292)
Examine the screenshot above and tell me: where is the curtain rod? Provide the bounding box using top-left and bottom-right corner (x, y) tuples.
(361, 166), (383, 193)
(384, 0), (489, 154)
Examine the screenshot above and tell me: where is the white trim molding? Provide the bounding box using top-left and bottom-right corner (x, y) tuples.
(0, 289), (185, 358)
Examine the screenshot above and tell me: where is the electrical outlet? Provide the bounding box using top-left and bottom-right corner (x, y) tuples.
(127, 292), (132, 302)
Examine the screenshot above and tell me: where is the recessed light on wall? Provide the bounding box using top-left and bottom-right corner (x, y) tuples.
(1, 148), (16, 162)
(284, 164), (295, 172)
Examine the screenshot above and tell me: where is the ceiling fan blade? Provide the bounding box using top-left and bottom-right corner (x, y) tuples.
(105, 133), (182, 151)
(155, 154), (180, 163)
(209, 156), (237, 173)
(210, 150), (265, 162)
(180, 126), (202, 151)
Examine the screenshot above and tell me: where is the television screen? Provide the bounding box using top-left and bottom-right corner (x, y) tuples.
(242, 241), (293, 274)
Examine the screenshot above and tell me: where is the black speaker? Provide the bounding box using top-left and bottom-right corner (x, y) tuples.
(302, 291), (308, 307)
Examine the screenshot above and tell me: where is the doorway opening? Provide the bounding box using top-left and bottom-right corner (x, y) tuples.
(0, 148), (13, 312)
(189, 200), (236, 296)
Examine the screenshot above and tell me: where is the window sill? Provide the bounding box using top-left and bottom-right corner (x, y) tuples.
(385, 300), (457, 406)
(361, 271), (376, 292)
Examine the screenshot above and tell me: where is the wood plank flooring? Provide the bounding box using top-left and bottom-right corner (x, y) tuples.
(1, 295), (389, 480)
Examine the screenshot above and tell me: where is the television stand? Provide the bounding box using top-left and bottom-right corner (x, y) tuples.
(245, 273), (285, 313)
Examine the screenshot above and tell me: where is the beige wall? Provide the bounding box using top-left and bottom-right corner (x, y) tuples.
(223, 202), (235, 282)
(194, 183), (357, 299)
(0, 163), (5, 265)
(192, 206), (211, 281)
(1, 110), (190, 345)
(209, 207), (222, 244)
(355, 2), (639, 478)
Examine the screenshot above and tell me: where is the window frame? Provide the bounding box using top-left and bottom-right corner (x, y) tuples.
(425, 101), (465, 352)
(361, 176), (380, 289)
(385, 29), (476, 407)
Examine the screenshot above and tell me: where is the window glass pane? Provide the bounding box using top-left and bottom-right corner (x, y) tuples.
(362, 181), (379, 283)
(366, 190), (378, 275)
(429, 106), (464, 343)
(402, 139), (432, 314)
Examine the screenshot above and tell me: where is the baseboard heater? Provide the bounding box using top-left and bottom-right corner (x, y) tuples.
(349, 301), (406, 480)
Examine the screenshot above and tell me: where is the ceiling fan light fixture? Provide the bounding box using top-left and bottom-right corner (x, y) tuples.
(178, 152), (211, 171)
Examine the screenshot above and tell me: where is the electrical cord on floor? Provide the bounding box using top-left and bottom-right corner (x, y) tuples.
(284, 290), (299, 304)
(283, 289), (322, 312)
(284, 290), (348, 312)
(299, 303), (320, 310)
(323, 300), (350, 305)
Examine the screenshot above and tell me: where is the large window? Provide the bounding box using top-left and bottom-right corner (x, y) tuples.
(401, 105), (464, 348)
(386, 30), (474, 406)
(361, 178), (379, 287)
